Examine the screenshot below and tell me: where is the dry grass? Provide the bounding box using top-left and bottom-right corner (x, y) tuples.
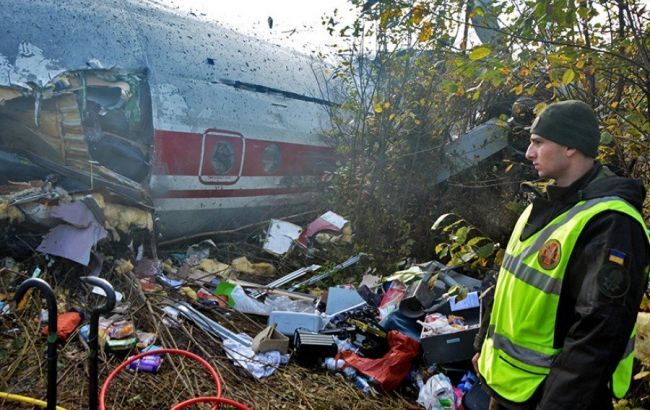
(0, 263), (418, 410)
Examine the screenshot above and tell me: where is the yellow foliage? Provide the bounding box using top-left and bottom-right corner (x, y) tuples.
(469, 46), (491, 60)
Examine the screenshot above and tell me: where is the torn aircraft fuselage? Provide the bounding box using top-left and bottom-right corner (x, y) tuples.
(0, 0), (337, 239)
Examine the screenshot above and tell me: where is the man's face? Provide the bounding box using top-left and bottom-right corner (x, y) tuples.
(525, 134), (571, 180)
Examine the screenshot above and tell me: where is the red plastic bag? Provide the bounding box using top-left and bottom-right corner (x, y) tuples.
(41, 311), (83, 341)
(341, 330), (420, 391)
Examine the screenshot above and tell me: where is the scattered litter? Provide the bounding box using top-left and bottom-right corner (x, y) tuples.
(342, 330), (420, 391)
(417, 373), (455, 410)
(269, 311), (323, 335)
(292, 329), (338, 366)
(185, 240), (217, 265)
(251, 324), (289, 354)
(296, 211), (350, 248)
(378, 281), (407, 320)
(36, 201), (108, 265)
(2, 201), (501, 408)
(223, 333), (287, 379)
(325, 287), (366, 316)
(92, 286), (123, 303)
(215, 282), (271, 315)
(113, 259), (134, 275)
(263, 219), (302, 255)
(41, 311), (83, 341)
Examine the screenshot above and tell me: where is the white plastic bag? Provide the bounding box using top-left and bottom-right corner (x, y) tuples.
(223, 333), (288, 379)
(230, 285), (272, 315)
(417, 373), (455, 410)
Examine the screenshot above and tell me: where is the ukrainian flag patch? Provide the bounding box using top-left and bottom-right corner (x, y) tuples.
(608, 249), (626, 266)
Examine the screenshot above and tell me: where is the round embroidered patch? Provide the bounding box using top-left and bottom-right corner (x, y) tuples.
(538, 239), (561, 270)
(598, 263), (630, 299)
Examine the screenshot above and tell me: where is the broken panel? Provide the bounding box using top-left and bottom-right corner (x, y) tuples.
(0, 69), (153, 185)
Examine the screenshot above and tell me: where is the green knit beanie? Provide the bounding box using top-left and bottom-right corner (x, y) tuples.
(530, 100), (600, 157)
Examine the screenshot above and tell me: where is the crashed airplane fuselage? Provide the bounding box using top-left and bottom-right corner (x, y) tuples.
(0, 0), (336, 239)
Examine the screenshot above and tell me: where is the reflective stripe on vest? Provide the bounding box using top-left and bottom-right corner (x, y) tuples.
(479, 196), (650, 403)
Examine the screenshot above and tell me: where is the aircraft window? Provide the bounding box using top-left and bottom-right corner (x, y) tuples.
(262, 143), (281, 174)
(211, 141), (235, 174)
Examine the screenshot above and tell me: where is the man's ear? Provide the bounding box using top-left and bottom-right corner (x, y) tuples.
(565, 147), (578, 158)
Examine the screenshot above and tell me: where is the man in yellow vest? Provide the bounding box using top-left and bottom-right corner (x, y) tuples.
(473, 100), (650, 409)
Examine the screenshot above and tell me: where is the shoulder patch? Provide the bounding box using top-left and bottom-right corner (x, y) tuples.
(608, 249), (626, 266)
(597, 263), (630, 299)
(538, 239), (561, 270)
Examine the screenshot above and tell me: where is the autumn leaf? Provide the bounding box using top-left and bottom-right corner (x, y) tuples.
(412, 3), (427, 25)
(534, 102), (548, 115)
(562, 68), (576, 85)
(418, 21), (433, 43)
(600, 131), (613, 144)
(373, 103), (383, 113)
(469, 46), (491, 60)
(512, 84), (524, 95)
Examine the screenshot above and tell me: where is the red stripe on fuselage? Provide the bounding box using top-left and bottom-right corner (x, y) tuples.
(152, 129), (334, 176)
(160, 187), (312, 198)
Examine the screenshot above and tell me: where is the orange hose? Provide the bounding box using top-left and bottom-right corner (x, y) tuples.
(98, 348), (222, 410)
(171, 396), (250, 410)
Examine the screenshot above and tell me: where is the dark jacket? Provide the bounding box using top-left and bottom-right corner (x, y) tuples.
(475, 163), (650, 410)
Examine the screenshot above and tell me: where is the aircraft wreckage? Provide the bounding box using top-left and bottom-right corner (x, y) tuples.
(0, 0), (509, 251)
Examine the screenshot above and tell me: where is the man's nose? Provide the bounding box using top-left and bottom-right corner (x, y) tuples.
(525, 143), (535, 160)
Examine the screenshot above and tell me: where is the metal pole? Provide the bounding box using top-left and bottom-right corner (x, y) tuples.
(80, 277), (116, 410)
(14, 278), (58, 410)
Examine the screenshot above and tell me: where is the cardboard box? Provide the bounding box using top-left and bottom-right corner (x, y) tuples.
(420, 296), (481, 365)
(252, 324), (289, 354)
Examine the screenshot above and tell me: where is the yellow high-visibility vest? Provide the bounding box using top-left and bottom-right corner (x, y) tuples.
(479, 196), (650, 402)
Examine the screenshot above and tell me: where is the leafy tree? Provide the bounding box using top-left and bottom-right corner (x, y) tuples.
(321, 0), (648, 267)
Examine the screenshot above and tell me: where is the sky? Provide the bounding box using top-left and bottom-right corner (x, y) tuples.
(155, 0), (359, 55)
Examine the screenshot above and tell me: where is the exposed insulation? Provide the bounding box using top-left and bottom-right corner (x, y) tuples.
(0, 201), (25, 223)
(103, 203), (153, 233)
(81, 193), (153, 234)
(198, 258), (230, 275)
(231, 256), (275, 277)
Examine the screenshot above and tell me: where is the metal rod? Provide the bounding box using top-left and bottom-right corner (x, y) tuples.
(249, 264), (320, 299)
(173, 302), (251, 346)
(287, 254), (363, 291)
(80, 276), (116, 410)
(14, 278), (58, 410)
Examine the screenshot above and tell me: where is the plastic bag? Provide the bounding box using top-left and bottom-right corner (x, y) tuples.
(223, 333), (288, 379)
(265, 295), (315, 313)
(41, 311), (83, 341)
(417, 373), (455, 410)
(378, 281), (407, 320)
(215, 282), (271, 315)
(341, 330), (420, 391)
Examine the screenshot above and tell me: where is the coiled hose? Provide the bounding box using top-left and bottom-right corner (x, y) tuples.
(99, 348), (249, 410)
(0, 392), (66, 410)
